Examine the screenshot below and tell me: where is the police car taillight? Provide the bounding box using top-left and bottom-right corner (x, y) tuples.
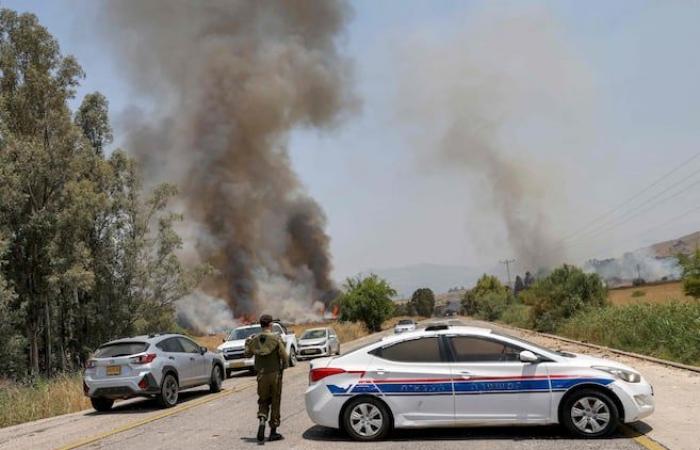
(309, 367), (346, 383)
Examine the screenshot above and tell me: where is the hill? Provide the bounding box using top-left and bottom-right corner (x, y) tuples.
(649, 230), (700, 257)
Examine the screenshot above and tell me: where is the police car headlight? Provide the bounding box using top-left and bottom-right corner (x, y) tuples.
(593, 366), (641, 383)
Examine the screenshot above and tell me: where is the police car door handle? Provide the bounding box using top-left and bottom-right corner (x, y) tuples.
(459, 371), (472, 379)
(375, 369), (385, 375)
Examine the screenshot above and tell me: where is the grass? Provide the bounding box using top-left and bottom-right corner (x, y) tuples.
(558, 302), (700, 366)
(608, 281), (692, 305)
(0, 373), (90, 428)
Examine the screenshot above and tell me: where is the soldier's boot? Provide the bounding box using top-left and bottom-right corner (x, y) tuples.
(257, 417), (266, 442)
(268, 427), (283, 441)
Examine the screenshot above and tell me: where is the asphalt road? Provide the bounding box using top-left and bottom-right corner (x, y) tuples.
(2, 318), (693, 450)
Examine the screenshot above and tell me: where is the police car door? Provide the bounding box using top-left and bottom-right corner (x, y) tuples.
(447, 335), (551, 424)
(366, 336), (454, 427)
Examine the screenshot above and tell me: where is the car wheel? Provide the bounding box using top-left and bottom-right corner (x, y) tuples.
(562, 389), (619, 438)
(343, 397), (391, 441)
(157, 373), (179, 408)
(90, 397), (114, 412)
(209, 365), (223, 393)
(288, 347), (297, 367)
(336, 344), (341, 355)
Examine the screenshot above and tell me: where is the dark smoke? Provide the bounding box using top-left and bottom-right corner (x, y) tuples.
(102, 1), (354, 320)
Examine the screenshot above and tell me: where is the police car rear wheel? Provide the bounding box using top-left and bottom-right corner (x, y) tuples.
(343, 397), (390, 441)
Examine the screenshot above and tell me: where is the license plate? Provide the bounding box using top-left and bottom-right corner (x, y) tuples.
(230, 360), (245, 368)
(106, 365), (121, 376)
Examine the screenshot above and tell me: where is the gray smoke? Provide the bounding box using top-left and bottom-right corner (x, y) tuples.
(102, 1), (354, 320)
(396, 6), (595, 270)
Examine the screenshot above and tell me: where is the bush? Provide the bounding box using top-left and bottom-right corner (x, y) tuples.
(679, 249), (700, 299)
(462, 274), (507, 315)
(521, 264), (607, 332)
(631, 290), (646, 298)
(499, 303), (533, 328)
(558, 302), (700, 365)
(338, 274), (396, 332)
(472, 291), (514, 321)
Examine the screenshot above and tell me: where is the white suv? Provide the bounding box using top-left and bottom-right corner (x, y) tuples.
(306, 325), (654, 440)
(217, 322), (298, 377)
(83, 334), (225, 411)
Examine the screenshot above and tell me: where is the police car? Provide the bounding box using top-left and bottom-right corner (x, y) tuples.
(305, 325), (654, 440)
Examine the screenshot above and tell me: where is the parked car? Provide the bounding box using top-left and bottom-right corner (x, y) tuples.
(217, 321), (298, 377)
(83, 334), (225, 411)
(393, 319), (417, 334)
(298, 327), (340, 360)
(305, 325), (654, 441)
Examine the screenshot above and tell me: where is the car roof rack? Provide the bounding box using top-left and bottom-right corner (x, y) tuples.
(425, 324), (450, 331)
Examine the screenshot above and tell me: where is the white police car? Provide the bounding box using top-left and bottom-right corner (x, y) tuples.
(305, 325), (654, 440)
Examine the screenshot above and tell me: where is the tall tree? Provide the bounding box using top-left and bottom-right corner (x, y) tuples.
(74, 92), (113, 155)
(409, 288), (436, 317)
(338, 274), (396, 332)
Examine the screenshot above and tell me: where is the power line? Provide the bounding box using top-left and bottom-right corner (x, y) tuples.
(560, 150), (700, 244)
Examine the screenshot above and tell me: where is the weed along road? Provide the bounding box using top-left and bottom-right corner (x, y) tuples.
(1, 319), (696, 450)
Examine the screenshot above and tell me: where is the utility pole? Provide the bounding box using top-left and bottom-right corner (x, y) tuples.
(500, 259), (516, 288)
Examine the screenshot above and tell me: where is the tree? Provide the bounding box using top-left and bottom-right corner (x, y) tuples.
(75, 92), (113, 154)
(461, 274), (506, 315)
(409, 288), (435, 317)
(520, 264), (607, 332)
(338, 274), (396, 332)
(513, 275), (525, 297)
(678, 250), (700, 299)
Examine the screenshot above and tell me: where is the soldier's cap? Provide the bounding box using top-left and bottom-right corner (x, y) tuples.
(259, 314), (273, 327)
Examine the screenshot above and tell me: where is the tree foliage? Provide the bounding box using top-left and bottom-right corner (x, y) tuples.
(409, 288), (435, 317)
(461, 274), (507, 316)
(678, 250), (700, 299)
(520, 264), (607, 332)
(0, 8), (205, 378)
(338, 274), (396, 332)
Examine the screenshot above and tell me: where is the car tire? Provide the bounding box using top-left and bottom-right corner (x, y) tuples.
(561, 388), (619, 438)
(342, 397), (391, 441)
(336, 344), (341, 355)
(288, 347), (297, 367)
(209, 365), (223, 393)
(157, 373), (179, 408)
(90, 397), (114, 412)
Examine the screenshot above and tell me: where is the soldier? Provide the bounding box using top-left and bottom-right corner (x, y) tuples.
(244, 314), (288, 442)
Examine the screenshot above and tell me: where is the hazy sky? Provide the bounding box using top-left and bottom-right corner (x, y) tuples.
(5, 0), (700, 280)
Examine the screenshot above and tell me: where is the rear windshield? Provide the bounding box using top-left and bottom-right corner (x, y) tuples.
(94, 342), (149, 358)
(301, 329), (327, 339)
(398, 320), (414, 325)
(228, 326), (261, 340)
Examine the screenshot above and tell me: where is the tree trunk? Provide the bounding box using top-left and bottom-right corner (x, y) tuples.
(28, 322), (39, 375)
(44, 295), (52, 377)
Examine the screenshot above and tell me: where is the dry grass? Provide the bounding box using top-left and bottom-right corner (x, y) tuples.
(608, 281), (693, 305)
(0, 373), (90, 428)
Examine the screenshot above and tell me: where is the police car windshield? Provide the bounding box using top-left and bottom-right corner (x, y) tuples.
(229, 326), (262, 341)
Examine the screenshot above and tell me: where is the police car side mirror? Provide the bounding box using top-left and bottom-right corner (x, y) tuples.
(519, 350), (539, 363)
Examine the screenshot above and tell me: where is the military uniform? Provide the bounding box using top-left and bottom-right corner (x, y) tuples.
(244, 329), (288, 430)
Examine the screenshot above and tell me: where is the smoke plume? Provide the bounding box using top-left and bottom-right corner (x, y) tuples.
(396, 7), (595, 270)
(102, 1), (354, 321)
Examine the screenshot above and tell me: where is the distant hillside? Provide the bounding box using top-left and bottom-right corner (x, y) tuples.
(649, 230), (700, 257)
(355, 263), (480, 298)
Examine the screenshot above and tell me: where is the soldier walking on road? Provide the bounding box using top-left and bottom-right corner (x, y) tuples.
(245, 314), (288, 443)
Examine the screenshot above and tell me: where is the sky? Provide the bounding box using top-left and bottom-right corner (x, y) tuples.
(4, 0), (700, 281)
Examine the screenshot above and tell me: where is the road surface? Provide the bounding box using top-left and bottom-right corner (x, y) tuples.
(1, 318), (696, 450)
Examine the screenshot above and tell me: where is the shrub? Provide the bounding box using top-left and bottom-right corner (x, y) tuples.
(558, 302), (700, 365)
(631, 290), (646, 298)
(521, 264), (607, 332)
(462, 274), (507, 315)
(472, 291), (514, 321)
(409, 288), (436, 317)
(679, 249), (700, 299)
(499, 303), (533, 329)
